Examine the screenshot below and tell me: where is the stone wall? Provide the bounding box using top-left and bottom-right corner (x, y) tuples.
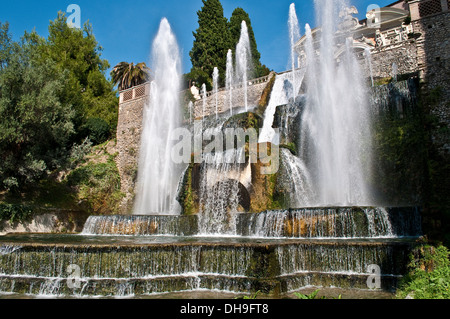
(115, 92), (146, 213)
(193, 73), (275, 118)
(0, 209), (89, 236)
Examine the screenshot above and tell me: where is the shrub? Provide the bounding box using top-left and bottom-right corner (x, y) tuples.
(82, 117), (111, 145)
(66, 158), (124, 215)
(0, 204), (34, 225)
(397, 245), (450, 299)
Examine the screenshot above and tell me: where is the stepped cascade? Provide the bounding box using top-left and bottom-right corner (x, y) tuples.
(0, 0), (426, 299)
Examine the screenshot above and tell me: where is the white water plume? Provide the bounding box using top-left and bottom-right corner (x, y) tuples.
(213, 67), (219, 119)
(134, 18), (183, 215)
(236, 21), (252, 112)
(288, 3), (302, 99)
(226, 49), (234, 116)
(300, 0), (373, 206)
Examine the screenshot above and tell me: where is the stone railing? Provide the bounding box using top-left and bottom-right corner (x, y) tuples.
(203, 74), (273, 99)
(119, 82), (151, 104)
(375, 24), (414, 48)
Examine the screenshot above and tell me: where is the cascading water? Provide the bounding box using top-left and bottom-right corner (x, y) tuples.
(300, 0), (373, 206)
(226, 49), (234, 116)
(198, 148), (246, 235)
(392, 62), (398, 82)
(288, 3), (302, 99)
(134, 18), (183, 215)
(213, 67), (219, 119)
(236, 21), (252, 112)
(259, 71), (305, 144)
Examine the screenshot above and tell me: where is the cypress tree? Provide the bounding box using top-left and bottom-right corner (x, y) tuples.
(229, 8), (270, 78)
(190, 0), (231, 89)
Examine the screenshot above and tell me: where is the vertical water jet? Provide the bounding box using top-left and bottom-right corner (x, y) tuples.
(134, 18), (182, 215)
(288, 3), (301, 99)
(226, 49), (234, 116)
(236, 21), (252, 112)
(300, 0), (373, 206)
(213, 67), (219, 119)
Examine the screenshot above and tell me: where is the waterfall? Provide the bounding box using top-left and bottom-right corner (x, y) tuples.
(198, 148), (245, 235)
(300, 0), (373, 206)
(288, 3), (301, 99)
(236, 207), (421, 239)
(226, 49), (234, 116)
(134, 18), (183, 215)
(236, 21), (252, 112)
(259, 71), (305, 144)
(280, 148), (313, 208)
(392, 62), (398, 82)
(213, 67), (219, 119)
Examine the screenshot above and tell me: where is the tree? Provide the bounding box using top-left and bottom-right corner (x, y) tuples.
(37, 13), (119, 135)
(190, 0), (231, 88)
(0, 25), (76, 190)
(111, 62), (151, 91)
(228, 8), (270, 78)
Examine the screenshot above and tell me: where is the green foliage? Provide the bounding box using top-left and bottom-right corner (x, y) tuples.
(0, 15), (118, 191)
(38, 13), (118, 135)
(190, 0), (231, 87)
(66, 157), (124, 215)
(189, 1), (270, 88)
(294, 289), (321, 299)
(111, 61), (151, 91)
(235, 291), (261, 299)
(294, 289), (342, 300)
(397, 245), (450, 299)
(81, 118), (111, 145)
(372, 101), (427, 205)
(0, 203), (34, 225)
(280, 143), (297, 156)
(0, 27), (76, 190)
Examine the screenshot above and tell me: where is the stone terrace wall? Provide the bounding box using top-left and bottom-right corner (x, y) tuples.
(116, 84), (148, 213)
(193, 73), (275, 118)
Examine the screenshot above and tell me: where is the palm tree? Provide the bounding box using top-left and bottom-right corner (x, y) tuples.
(111, 62), (152, 91)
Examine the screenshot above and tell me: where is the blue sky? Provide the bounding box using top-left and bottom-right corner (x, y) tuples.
(1, 0), (394, 77)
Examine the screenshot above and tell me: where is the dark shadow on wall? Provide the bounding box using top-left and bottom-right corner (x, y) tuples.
(412, 0), (450, 245)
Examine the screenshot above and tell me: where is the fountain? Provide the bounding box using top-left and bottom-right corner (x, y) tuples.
(300, 0), (373, 206)
(235, 21), (252, 112)
(188, 101), (193, 124)
(288, 3), (301, 99)
(133, 18), (183, 215)
(213, 67), (219, 119)
(226, 49), (234, 116)
(0, 1), (424, 299)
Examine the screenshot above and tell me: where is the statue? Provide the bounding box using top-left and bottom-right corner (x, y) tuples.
(190, 82), (201, 100)
(338, 6), (363, 32)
